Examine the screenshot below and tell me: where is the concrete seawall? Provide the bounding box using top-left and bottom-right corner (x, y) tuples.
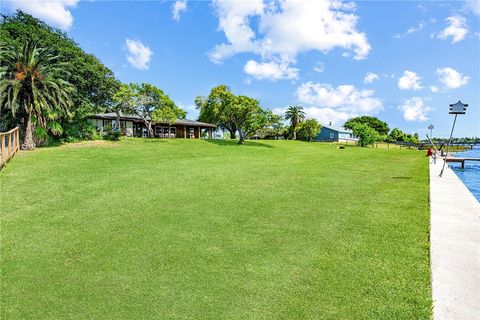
(429, 160), (480, 320)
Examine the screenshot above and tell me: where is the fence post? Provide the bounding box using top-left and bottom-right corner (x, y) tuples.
(1, 135), (4, 165)
(7, 132), (12, 160)
(12, 130), (15, 152)
(16, 129), (20, 151)
(11, 131), (14, 157)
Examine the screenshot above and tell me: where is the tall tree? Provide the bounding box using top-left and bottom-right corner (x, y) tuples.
(230, 96), (264, 144)
(344, 116), (389, 136)
(132, 83), (161, 137)
(195, 85), (237, 139)
(1, 11), (119, 134)
(388, 128), (405, 142)
(128, 83), (184, 138)
(0, 42), (74, 150)
(255, 111), (285, 140)
(267, 112), (285, 140)
(152, 98), (186, 136)
(111, 83), (136, 132)
(284, 105), (306, 140)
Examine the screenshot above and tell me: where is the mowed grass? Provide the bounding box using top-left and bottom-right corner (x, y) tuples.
(0, 139), (431, 319)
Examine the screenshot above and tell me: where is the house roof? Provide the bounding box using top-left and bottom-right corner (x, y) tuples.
(321, 125), (353, 134)
(89, 112), (216, 128)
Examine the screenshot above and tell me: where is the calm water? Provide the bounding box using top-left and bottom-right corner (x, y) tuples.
(450, 146), (480, 202)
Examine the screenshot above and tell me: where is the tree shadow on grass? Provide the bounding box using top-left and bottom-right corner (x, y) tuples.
(205, 139), (273, 148)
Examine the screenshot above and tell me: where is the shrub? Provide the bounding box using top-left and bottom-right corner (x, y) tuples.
(103, 125), (121, 141)
(62, 119), (101, 141)
(351, 123), (379, 147)
(297, 119), (321, 142)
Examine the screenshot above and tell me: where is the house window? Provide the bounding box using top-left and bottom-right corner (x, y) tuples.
(330, 133), (334, 139)
(155, 126), (177, 138)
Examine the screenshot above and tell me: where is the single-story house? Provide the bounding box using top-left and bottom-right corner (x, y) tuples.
(316, 125), (358, 142)
(88, 112), (216, 139)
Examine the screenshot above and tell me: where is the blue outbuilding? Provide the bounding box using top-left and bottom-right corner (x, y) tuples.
(316, 125), (358, 142)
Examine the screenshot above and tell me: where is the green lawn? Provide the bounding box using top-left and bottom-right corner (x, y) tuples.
(0, 139), (431, 319)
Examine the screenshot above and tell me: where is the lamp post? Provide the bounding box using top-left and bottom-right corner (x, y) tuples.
(428, 124), (434, 139)
(439, 101), (468, 177)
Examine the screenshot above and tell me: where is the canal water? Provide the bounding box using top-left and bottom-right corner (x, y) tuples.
(450, 146), (480, 202)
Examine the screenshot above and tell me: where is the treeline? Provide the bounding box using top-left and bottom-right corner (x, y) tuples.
(0, 11), (320, 148)
(430, 137), (480, 144)
(0, 11), (184, 148)
(343, 116), (420, 147)
(1, 11), (425, 149)
(0, 12), (118, 147)
(195, 86), (321, 144)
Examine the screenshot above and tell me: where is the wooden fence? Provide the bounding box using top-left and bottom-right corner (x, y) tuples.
(0, 127), (20, 168)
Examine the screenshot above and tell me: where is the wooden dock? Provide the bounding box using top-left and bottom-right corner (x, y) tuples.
(445, 157), (480, 169)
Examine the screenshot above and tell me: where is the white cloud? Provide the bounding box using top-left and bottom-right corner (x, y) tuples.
(296, 82), (383, 114)
(272, 106), (352, 127)
(210, 0), (371, 79)
(407, 21), (426, 34)
(437, 16), (468, 43)
(303, 107), (352, 126)
(394, 20), (426, 38)
(363, 72), (379, 84)
(7, 0), (78, 30)
(172, 0), (187, 21)
(436, 67), (469, 89)
(209, 0), (264, 63)
(397, 70), (422, 90)
(399, 97), (433, 122)
(125, 39), (153, 70)
(272, 82), (384, 127)
(244, 59), (299, 80)
(313, 62), (325, 73)
(430, 85), (439, 93)
(465, 1), (480, 16)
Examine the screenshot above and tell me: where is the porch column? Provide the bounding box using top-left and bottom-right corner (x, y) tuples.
(168, 126), (171, 138)
(208, 128), (212, 139)
(198, 127), (200, 139)
(184, 125), (187, 138)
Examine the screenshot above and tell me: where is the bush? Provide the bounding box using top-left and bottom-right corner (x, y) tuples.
(351, 123), (379, 147)
(297, 119), (321, 142)
(103, 125), (121, 141)
(62, 119), (101, 142)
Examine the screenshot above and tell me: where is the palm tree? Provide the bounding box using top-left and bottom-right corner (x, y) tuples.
(0, 42), (74, 150)
(284, 105), (306, 140)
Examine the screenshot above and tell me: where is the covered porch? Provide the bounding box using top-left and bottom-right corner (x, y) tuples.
(88, 113), (216, 139)
(136, 122), (214, 139)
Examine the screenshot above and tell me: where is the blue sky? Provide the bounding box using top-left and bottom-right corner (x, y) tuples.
(4, 0), (480, 137)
